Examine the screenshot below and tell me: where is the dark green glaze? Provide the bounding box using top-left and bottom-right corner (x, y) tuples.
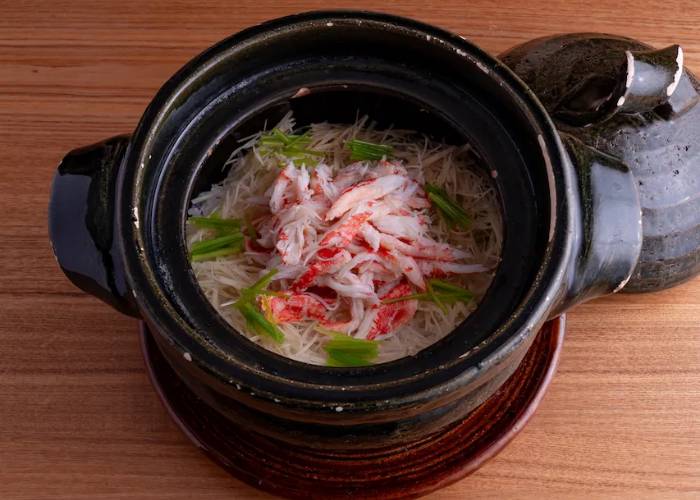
(502, 34), (700, 292)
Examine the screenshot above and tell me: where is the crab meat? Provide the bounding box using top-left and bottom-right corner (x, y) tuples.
(326, 175), (405, 221)
(244, 239), (272, 265)
(376, 278), (401, 297)
(276, 222), (306, 265)
(321, 201), (393, 248)
(273, 202), (324, 265)
(291, 247), (352, 291)
(269, 163), (296, 213)
(318, 273), (376, 300)
(383, 179), (430, 210)
(374, 159), (408, 177)
(310, 163), (338, 201)
(320, 209), (373, 247)
(403, 180), (431, 209)
(323, 298), (365, 333)
(271, 263), (306, 280)
(293, 165), (312, 202)
(357, 260), (394, 280)
(372, 214), (426, 240)
(378, 232), (468, 261)
(243, 152), (489, 344)
(417, 260), (491, 277)
(356, 282), (418, 340)
(335, 252), (379, 278)
(333, 162), (370, 192)
(360, 223), (381, 251)
(260, 293), (330, 324)
(378, 249), (425, 290)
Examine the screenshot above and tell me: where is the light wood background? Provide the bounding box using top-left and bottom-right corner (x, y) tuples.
(1, 1), (699, 498)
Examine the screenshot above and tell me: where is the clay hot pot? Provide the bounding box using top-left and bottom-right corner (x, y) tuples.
(48, 10), (699, 497)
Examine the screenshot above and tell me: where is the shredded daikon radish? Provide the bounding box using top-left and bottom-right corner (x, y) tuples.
(188, 112), (502, 365)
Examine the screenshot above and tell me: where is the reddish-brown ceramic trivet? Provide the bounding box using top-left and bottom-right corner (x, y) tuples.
(140, 315), (565, 499)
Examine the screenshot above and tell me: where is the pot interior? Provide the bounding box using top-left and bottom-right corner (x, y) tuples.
(132, 14), (555, 387)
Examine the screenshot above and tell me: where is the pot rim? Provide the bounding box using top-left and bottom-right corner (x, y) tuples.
(117, 10), (576, 411)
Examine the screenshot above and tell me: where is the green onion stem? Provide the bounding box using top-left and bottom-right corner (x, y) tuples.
(346, 139), (393, 161)
(190, 247), (241, 262)
(189, 216), (241, 234)
(235, 301), (285, 344)
(232, 269), (284, 343)
(258, 129), (324, 166)
(188, 215), (246, 262)
(190, 233), (244, 256)
(424, 183), (471, 230)
(382, 279), (473, 308)
(323, 333), (379, 367)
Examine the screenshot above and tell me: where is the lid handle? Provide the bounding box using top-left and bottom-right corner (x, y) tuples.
(616, 45), (684, 112)
(554, 45), (685, 125)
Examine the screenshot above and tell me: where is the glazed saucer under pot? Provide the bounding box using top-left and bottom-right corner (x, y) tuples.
(140, 316), (565, 499)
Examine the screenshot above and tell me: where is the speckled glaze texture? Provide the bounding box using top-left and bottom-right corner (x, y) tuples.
(501, 34), (700, 292)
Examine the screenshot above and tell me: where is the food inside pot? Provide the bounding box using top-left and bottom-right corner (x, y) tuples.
(187, 112), (502, 366)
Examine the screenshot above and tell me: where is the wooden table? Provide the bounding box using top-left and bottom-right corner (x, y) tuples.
(1, 1), (699, 498)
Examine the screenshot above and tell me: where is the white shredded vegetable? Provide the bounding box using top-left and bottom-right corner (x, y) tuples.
(188, 112), (502, 365)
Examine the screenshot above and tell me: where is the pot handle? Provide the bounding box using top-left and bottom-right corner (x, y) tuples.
(554, 45), (685, 125)
(49, 135), (139, 317)
(552, 134), (643, 316)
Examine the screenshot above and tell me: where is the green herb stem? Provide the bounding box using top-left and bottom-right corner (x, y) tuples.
(188, 215), (246, 262)
(189, 216), (241, 234)
(190, 233), (244, 256)
(382, 279), (473, 309)
(258, 129), (324, 166)
(235, 301), (285, 344)
(245, 269), (279, 297)
(426, 280), (448, 314)
(424, 183), (471, 230)
(190, 246), (242, 262)
(323, 333), (379, 367)
(346, 139), (393, 161)
(233, 269), (285, 343)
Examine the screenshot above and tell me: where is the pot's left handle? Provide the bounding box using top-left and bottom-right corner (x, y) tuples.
(49, 135), (140, 317)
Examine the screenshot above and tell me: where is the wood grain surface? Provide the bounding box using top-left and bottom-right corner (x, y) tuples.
(1, 1), (699, 498)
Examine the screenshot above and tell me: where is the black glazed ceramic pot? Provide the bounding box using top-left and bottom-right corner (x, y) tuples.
(48, 11), (696, 452)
